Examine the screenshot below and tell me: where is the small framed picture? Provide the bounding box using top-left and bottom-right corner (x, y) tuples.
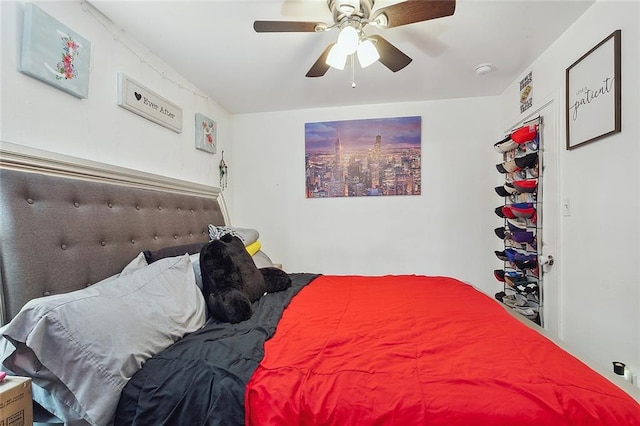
(195, 113), (216, 154)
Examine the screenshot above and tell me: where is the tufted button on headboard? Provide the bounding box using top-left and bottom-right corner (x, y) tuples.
(0, 164), (226, 324)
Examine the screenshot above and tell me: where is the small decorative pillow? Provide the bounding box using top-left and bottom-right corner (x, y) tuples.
(143, 242), (206, 264)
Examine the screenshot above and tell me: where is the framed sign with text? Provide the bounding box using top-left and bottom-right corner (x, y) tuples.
(565, 30), (621, 150)
(117, 73), (183, 133)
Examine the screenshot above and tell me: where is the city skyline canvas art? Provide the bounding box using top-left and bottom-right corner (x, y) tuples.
(305, 116), (421, 198)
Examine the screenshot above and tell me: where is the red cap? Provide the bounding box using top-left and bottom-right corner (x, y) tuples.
(511, 124), (538, 144)
(513, 179), (538, 193)
(501, 205), (517, 219)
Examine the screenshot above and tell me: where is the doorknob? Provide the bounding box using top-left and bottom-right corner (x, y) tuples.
(539, 254), (554, 266)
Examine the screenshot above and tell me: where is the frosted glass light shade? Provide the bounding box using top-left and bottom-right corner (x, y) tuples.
(357, 39), (379, 68)
(337, 26), (358, 54)
(326, 44), (348, 70)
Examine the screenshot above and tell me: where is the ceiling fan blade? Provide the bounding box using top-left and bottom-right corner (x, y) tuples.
(369, 35), (412, 72)
(372, 0), (456, 29)
(254, 20), (321, 33)
(306, 44), (334, 78)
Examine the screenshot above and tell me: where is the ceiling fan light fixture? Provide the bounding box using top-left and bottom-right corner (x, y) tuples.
(357, 38), (379, 68)
(372, 13), (388, 28)
(337, 25), (359, 54)
(326, 43), (349, 70)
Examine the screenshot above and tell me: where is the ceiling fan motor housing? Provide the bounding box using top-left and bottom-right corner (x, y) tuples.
(329, 0), (374, 23)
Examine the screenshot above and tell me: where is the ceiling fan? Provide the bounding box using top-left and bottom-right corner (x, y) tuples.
(254, 0), (456, 78)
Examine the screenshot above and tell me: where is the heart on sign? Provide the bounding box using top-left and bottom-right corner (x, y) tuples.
(134, 92), (142, 101)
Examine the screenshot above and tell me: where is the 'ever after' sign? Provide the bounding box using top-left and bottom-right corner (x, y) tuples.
(117, 73), (183, 133)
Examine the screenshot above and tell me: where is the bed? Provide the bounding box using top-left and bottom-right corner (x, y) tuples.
(0, 143), (638, 426)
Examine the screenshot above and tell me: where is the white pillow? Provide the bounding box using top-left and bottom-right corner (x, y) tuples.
(2, 254), (206, 425)
(252, 250), (275, 268)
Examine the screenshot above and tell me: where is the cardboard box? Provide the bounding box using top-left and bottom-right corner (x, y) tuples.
(0, 377), (32, 426)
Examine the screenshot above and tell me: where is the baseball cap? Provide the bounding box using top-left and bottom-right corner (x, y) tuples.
(494, 227), (511, 240)
(512, 202), (534, 209)
(495, 186), (511, 197)
(511, 124), (538, 144)
(507, 219), (527, 232)
(504, 183), (518, 194)
(503, 159), (520, 173)
(514, 152), (538, 170)
(494, 137), (518, 153)
(511, 230), (535, 244)
(513, 179), (538, 193)
(511, 205), (536, 219)
(505, 273), (528, 288)
(514, 280), (539, 294)
(495, 183), (519, 197)
(514, 258), (538, 270)
(496, 205), (522, 219)
(504, 248), (529, 262)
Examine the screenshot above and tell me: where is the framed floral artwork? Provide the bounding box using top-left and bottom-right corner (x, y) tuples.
(195, 113), (217, 154)
(20, 3), (91, 99)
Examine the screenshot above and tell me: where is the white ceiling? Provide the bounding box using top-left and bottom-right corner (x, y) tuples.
(89, 0), (594, 114)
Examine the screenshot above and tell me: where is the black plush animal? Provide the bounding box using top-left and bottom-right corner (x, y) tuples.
(200, 234), (291, 323)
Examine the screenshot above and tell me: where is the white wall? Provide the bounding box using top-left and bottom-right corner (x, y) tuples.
(499, 0), (640, 380)
(1, 1), (231, 189)
(231, 97), (504, 296)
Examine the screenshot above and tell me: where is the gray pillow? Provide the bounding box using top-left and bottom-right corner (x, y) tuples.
(140, 243), (204, 291)
(0, 252), (148, 424)
(208, 225), (259, 245)
(1, 254), (205, 425)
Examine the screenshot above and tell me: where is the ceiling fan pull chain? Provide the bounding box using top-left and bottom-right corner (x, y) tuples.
(351, 54), (356, 88)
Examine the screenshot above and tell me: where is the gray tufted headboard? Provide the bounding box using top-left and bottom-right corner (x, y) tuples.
(0, 143), (227, 324)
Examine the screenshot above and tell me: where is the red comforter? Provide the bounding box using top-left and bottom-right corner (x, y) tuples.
(246, 275), (640, 425)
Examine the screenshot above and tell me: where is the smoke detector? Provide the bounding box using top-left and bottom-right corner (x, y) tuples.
(474, 63), (494, 76)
